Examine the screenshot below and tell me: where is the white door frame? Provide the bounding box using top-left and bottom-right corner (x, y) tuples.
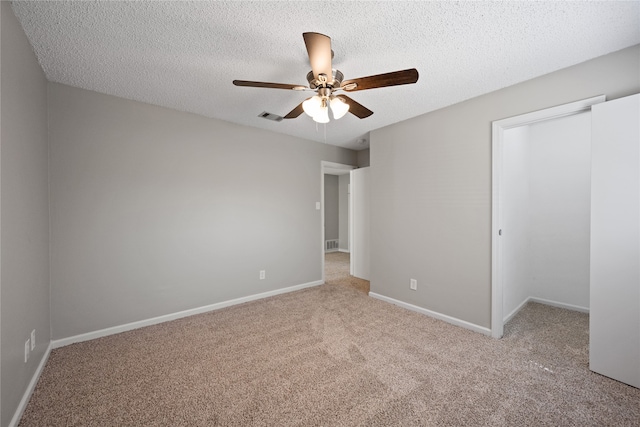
(321, 161), (356, 283)
(491, 95), (605, 338)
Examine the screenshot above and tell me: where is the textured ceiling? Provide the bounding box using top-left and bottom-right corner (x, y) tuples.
(10, 1), (640, 150)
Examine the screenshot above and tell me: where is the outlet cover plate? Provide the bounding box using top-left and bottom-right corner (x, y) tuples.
(410, 279), (417, 290)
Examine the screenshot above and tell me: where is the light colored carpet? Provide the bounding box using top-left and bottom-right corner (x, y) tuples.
(20, 285), (639, 426)
(324, 251), (370, 294)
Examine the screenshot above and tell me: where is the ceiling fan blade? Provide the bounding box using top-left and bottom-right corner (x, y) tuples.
(233, 80), (307, 91)
(336, 95), (373, 119)
(303, 32), (333, 81)
(283, 102), (305, 119)
(341, 68), (419, 92)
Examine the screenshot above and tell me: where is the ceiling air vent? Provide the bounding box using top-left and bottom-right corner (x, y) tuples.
(258, 111), (283, 122)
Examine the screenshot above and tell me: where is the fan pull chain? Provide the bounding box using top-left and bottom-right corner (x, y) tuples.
(313, 121), (327, 144)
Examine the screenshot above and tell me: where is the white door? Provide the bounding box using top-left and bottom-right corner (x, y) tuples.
(590, 93), (640, 388)
(350, 167), (370, 280)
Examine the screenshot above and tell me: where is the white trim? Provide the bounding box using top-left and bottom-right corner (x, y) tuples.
(9, 343), (53, 427)
(528, 297), (589, 314)
(504, 296), (590, 325)
(503, 297), (530, 324)
(349, 170), (354, 276)
(321, 161), (356, 171)
(369, 292), (491, 336)
(321, 166), (325, 282)
(52, 280), (323, 348)
(338, 249), (350, 253)
(491, 95), (605, 338)
(492, 96), (606, 130)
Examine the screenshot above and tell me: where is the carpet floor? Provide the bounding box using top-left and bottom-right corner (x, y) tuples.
(324, 251), (370, 294)
(19, 283), (639, 425)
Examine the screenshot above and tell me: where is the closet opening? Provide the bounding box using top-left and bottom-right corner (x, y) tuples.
(491, 96), (605, 338)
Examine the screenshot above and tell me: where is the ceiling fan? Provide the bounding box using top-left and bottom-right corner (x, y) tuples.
(233, 32), (419, 123)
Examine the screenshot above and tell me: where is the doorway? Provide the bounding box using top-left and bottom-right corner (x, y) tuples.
(491, 96), (605, 338)
(321, 161), (355, 283)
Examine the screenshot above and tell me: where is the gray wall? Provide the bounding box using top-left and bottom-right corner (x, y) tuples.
(324, 175), (339, 241)
(357, 149), (370, 167)
(370, 45), (640, 329)
(1, 3), (51, 426)
(48, 83), (355, 339)
(338, 174), (349, 251)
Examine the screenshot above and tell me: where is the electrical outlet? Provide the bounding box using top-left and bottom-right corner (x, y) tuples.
(25, 339), (30, 363)
(31, 330), (36, 350)
(259, 270), (266, 280)
(410, 279), (417, 291)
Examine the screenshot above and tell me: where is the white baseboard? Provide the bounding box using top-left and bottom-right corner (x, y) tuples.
(503, 297), (531, 324)
(338, 249), (350, 253)
(324, 249), (339, 253)
(504, 296), (589, 323)
(529, 297), (589, 313)
(9, 342), (53, 427)
(52, 280), (323, 349)
(369, 292), (491, 336)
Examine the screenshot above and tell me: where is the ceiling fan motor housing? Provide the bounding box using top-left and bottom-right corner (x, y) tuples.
(307, 69), (344, 91)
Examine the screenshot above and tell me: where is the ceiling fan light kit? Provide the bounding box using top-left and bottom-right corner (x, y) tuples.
(302, 95), (323, 117)
(302, 91), (350, 123)
(233, 32), (419, 124)
(330, 96), (349, 119)
(315, 105), (330, 123)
